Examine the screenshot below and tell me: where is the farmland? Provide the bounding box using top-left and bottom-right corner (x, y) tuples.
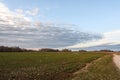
(0, 52), (119, 80)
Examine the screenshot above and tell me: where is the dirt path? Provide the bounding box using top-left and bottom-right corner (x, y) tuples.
(72, 56), (105, 80)
(113, 54), (120, 69)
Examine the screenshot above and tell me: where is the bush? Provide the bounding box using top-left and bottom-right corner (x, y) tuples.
(61, 49), (72, 52)
(99, 49), (113, 52)
(39, 48), (59, 52)
(79, 50), (87, 52)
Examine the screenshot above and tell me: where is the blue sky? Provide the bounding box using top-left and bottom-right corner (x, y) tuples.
(2, 0), (120, 32)
(0, 0), (120, 50)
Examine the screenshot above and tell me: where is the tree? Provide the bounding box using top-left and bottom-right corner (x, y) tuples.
(99, 49), (113, 52)
(79, 50), (87, 52)
(39, 48), (59, 52)
(61, 49), (71, 52)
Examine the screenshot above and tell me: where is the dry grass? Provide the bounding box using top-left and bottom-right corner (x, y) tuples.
(74, 54), (120, 80)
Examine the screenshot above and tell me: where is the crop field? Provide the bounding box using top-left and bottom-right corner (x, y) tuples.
(0, 52), (119, 80)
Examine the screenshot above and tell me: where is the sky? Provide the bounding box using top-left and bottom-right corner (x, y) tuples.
(0, 0), (120, 50)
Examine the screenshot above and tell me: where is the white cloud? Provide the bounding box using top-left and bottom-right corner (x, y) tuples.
(15, 8), (39, 16)
(0, 2), (9, 11)
(26, 8), (39, 16)
(0, 2), (33, 28)
(67, 30), (120, 49)
(15, 9), (23, 14)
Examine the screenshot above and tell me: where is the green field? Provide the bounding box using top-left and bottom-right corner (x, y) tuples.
(0, 52), (119, 80)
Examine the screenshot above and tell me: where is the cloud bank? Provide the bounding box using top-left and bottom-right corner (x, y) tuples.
(68, 30), (120, 51)
(0, 2), (102, 49)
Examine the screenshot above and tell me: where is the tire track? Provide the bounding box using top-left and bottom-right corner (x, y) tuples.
(72, 55), (106, 80)
(113, 54), (120, 70)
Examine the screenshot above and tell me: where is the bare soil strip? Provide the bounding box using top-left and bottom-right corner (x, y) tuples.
(113, 54), (120, 70)
(72, 56), (105, 80)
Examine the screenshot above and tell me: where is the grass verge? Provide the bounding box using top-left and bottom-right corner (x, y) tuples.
(75, 54), (120, 80)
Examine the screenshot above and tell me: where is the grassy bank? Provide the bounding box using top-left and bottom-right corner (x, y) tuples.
(75, 55), (120, 80)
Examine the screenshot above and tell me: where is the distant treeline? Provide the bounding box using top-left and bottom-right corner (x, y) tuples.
(0, 46), (32, 52)
(0, 46), (115, 52)
(0, 46), (72, 52)
(39, 48), (72, 52)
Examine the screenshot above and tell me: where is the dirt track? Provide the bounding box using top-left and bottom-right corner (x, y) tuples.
(72, 56), (104, 80)
(113, 54), (120, 69)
